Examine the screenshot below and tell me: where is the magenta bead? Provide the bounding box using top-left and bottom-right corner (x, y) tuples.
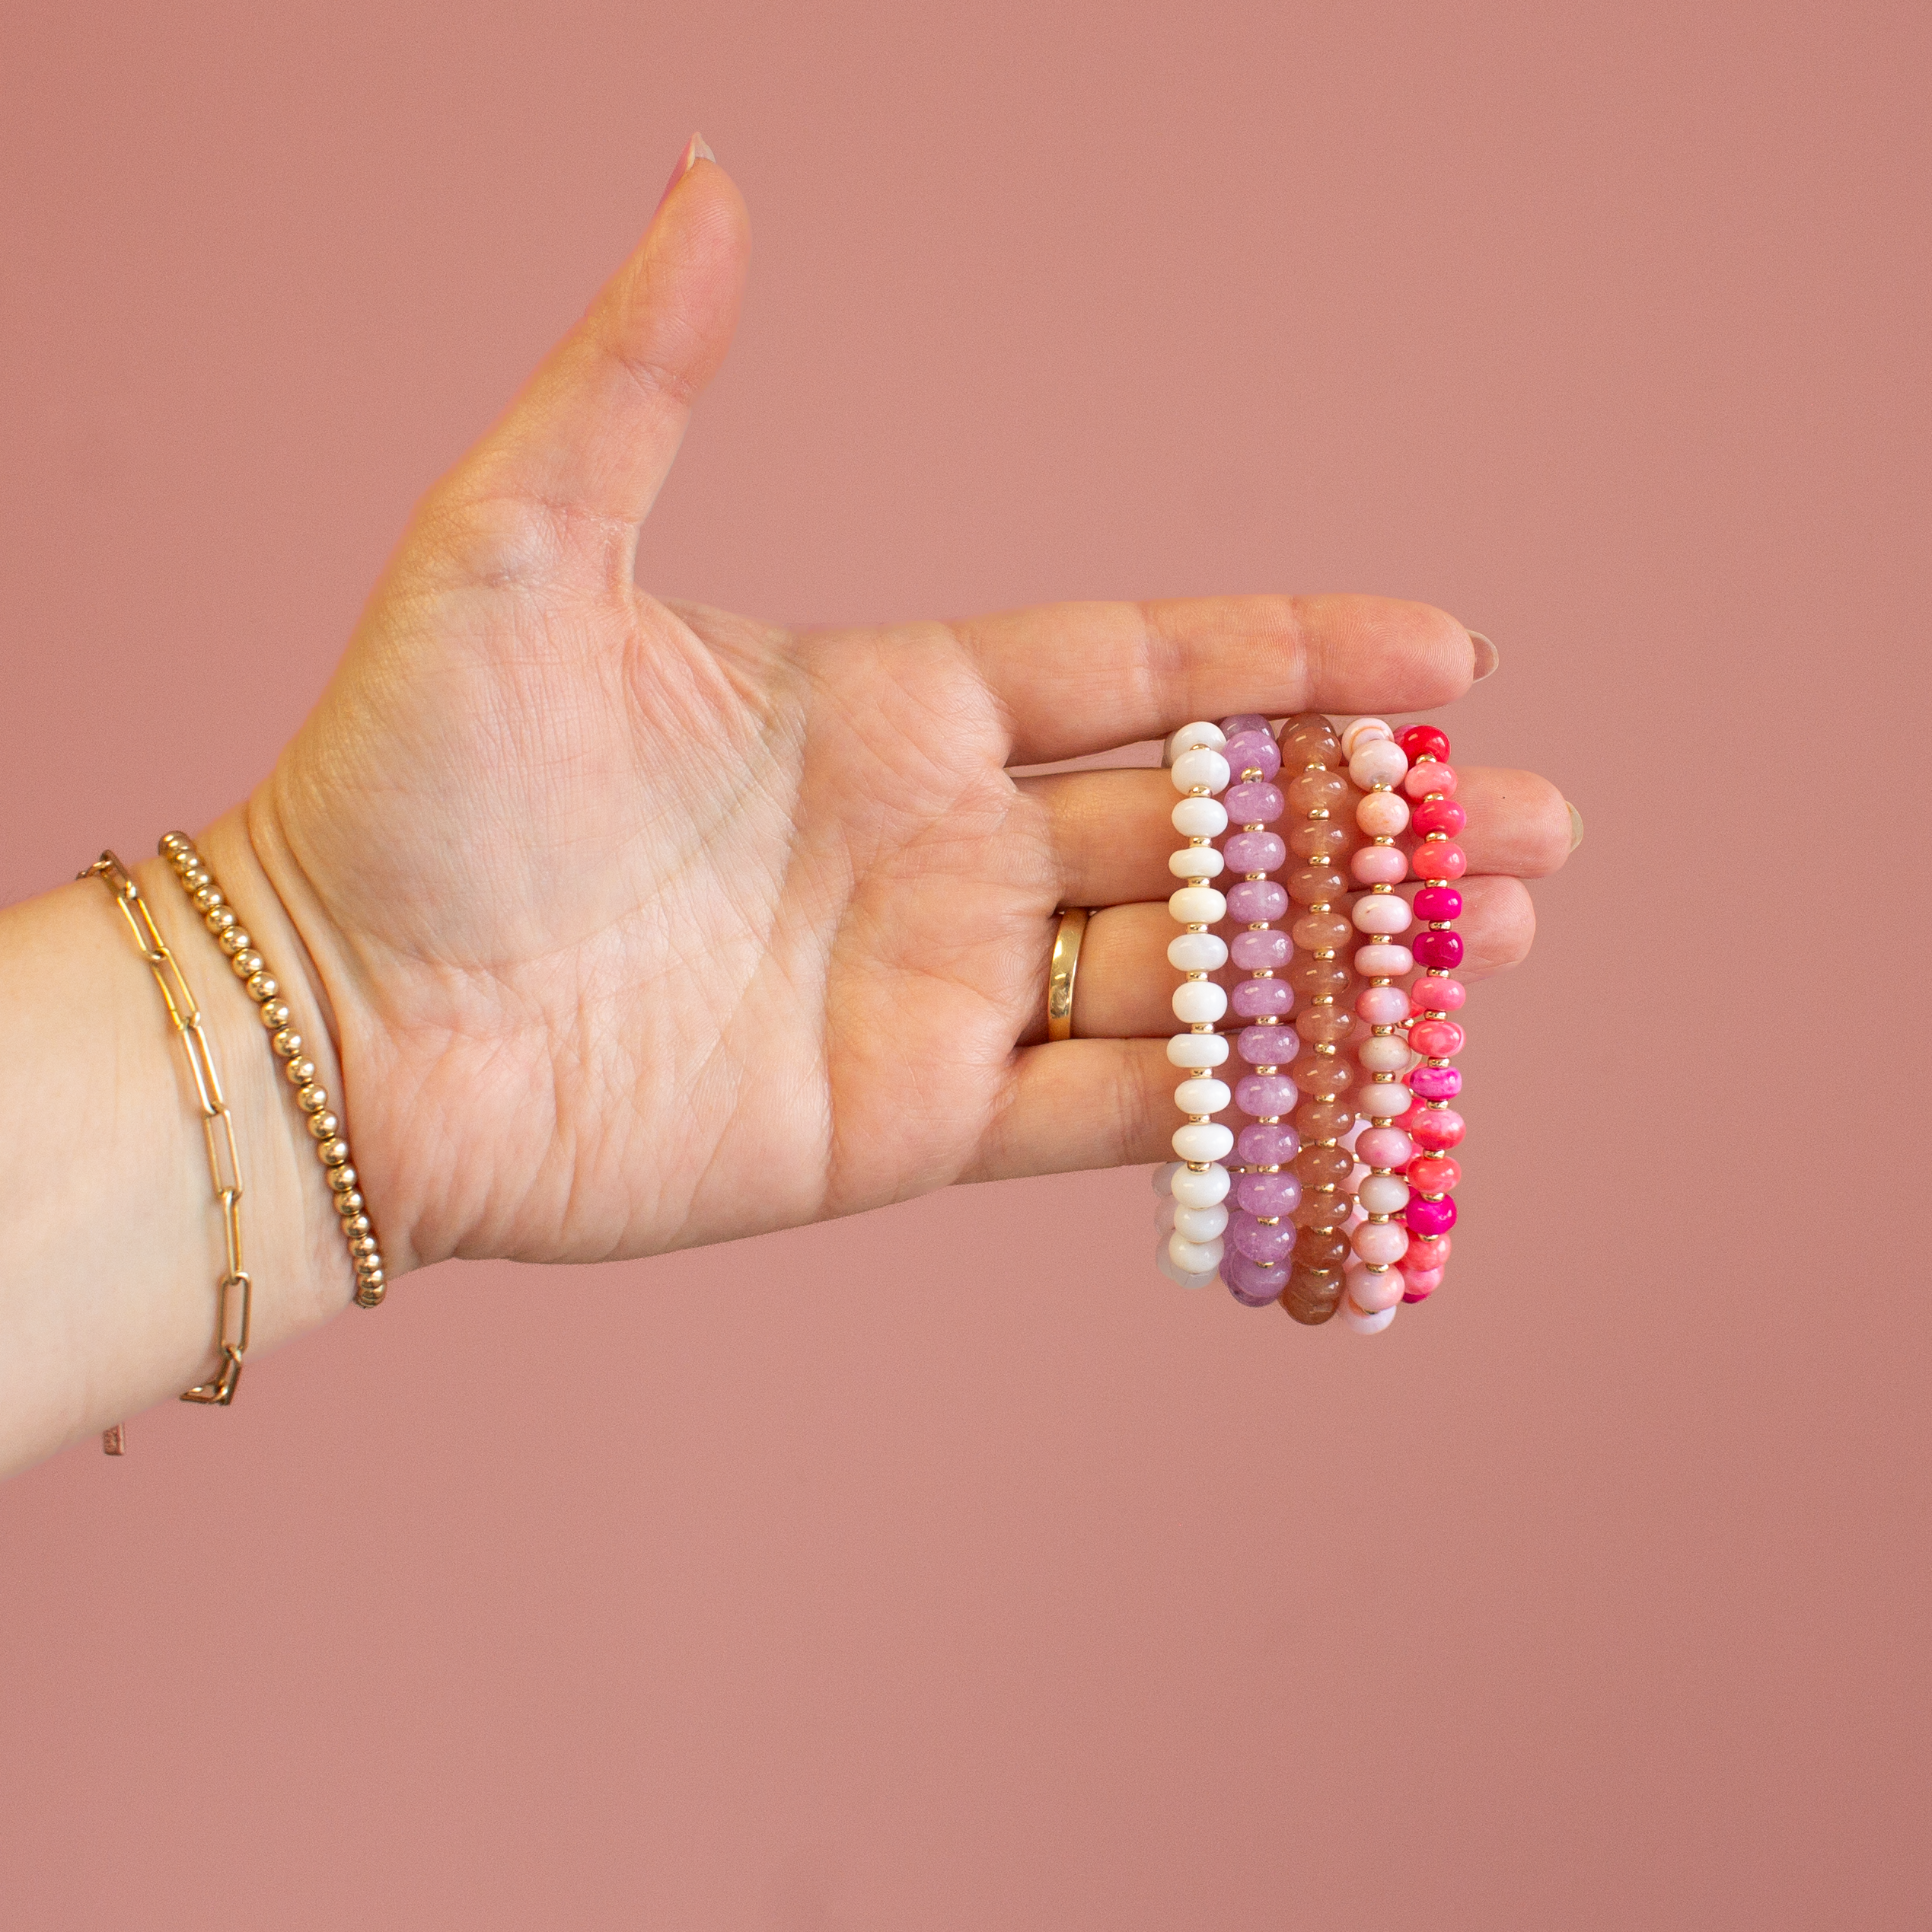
(1356, 984), (1411, 1025)
(1219, 713), (1270, 735)
(1401, 1266), (1443, 1302)
(1235, 1073), (1297, 1116)
(1232, 977), (1293, 1017)
(1357, 1126), (1414, 1168)
(1221, 729), (1282, 781)
(1229, 1210), (1297, 1264)
(1411, 929), (1464, 969)
(1413, 885), (1462, 921)
(1413, 797), (1466, 837)
(1224, 1251), (1292, 1304)
(1223, 780), (1285, 824)
(1407, 1063), (1462, 1100)
(1410, 840), (1467, 882)
(1413, 974), (1466, 1013)
(1408, 1018), (1464, 1058)
(1235, 1169), (1302, 1216)
(1236, 1022), (1296, 1064)
(1226, 879), (1289, 922)
(1231, 929), (1290, 971)
(1224, 831), (1286, 872)
(1237, 1122), (1301, 1165)
(1404, 1194), (1458, 1237)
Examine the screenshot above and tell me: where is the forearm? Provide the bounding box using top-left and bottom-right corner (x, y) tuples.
(0, 811), (360, 1475)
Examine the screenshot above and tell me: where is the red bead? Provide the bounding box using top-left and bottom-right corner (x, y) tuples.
(1398, 725), (1450, 763)
(1410, 840), (1467, 881)
(1412, 797), (1467, 837)
(1408, 1154), (1460, 1193)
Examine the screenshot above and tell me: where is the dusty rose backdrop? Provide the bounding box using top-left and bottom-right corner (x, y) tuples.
(2, 2), (1927, 1924)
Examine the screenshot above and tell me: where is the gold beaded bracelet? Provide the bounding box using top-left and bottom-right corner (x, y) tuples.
(157, 834), (388, 1309)
(81, 853), (253, 1452)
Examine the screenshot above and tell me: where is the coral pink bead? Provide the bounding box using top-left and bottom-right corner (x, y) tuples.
(1355, 790), (1411, 837)
(1350, 1220), (1410, 1265)
(1350, 845), (1408, 885)
(1345, 1263), (1404, 1312)
(1406, 1105), (1465, 1149)
(1403, 1232), (1451, 1271)
(1408, 1019), (1465, 1058)
(1402, 760), (1457, 799)
(1357, 1126), (1415, 1168)
(1401, 1266), (1443, 1302)
(1410, 840), (1467, 881)
(1413, 974), (1466, 1012)
(1408, 1154), (1460, 1193)
(1413, 797), (1466, 837)
(1355, 985), (1411, 1025)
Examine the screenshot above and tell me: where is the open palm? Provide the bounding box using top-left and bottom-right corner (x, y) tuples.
(247, 150), (1565, 1276)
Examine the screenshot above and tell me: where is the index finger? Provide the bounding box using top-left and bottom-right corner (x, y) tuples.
(952, 594), (1484, 766)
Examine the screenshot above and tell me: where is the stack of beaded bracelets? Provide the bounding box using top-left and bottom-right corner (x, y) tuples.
(158, 834), (389, 1309)
(1152, 714), (1469, 1334)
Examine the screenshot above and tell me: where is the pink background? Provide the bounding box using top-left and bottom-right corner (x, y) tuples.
(2, 2), (1928, 1924)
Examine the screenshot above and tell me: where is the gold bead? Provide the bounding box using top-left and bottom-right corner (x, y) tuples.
(308, 1112), (340, 1141)
(218, 927), (250, 956)
(284, 1057), (316, 1086)
(317, 1138), (349, 1165)
(258, 1000), (292, 1029)
(206, 907), (236, 935)
(298, 1084), (329, 1113)
(245, 972), (278, 1003)
(272, 1028), (302, 1057)
(231, 949), (263, 977)
(191, 885), (223, 913)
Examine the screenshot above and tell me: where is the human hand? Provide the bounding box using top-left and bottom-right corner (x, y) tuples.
(237, 142), (1572, 1276)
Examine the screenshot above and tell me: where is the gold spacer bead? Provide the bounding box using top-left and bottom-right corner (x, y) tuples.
(245, 973), (278, 1003)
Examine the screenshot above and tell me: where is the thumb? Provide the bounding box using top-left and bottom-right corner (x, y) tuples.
(437, 135), (748, 560)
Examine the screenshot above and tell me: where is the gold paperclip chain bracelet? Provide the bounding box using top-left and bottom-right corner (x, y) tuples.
(82, 853), (252, 1452)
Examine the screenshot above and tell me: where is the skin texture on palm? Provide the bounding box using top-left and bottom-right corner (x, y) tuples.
(237, 151), (1562, 1279)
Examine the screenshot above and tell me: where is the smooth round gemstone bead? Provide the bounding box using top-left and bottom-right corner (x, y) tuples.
(1413, 974), (1467, 1012)
(1350, 845), (1408, 885)
(1169, 1162), (1232, 1207)
(1356, 985), (1411, 1026)
(1407, 1154), (1460, 1194)
(1166, 1031), (1230, 1067)
(1413, 797), (1467, 837)
(1292, 1054), (1353, 1096)
(1359, 1081), (1410, 1118)
(1219, 713), (1270, 734)
(1403, 1232), (1452, 1271)
(1223, 779), (1285, 824)
(1410, 841), (1467, 882)
(1235, 1022), (1296, 1064)
(1287, 822), (1349, 860)
(1340, 1299), (1398, 1334)
(1407, 1063), (1462, 1099)
(1172, 1121), (1235, 1162)
(1411, 929), (1465, 970)
(1286, 956), (1350, 996)
(1221, 728), (1281, 780)
(1357, 1172), (1411, 1215)
(1357, 1126), (1414, 1168)
(1235, 1169), (1302, 1216)
(1168, 1231), (1224, 1274)
(1408, 1018), (1465, 1058)
(1224, 831), (1286, 872)
(1351, 1219), (1409, 1266)
(1347, 740), (1408, 790)
(1296, 1098), (1357, 1140)
(1172, 980), (1229, 1023)
(1226, 879), (1289, 923)
(1291, 910), (1353, 951)
(1404, 1105), (1465, 1149)
(1170, 746), (1231, 794)
(1168, 930), (1229, 972)
(1402, 759), (1457, 799)
(1358, 1035), (1411, 1073)
(1400, 1266), (1443, 1302)
(1279, 714), (1344, 768)
(1413, 885), (1463, 922)
(1397, 724), (1450, 763)
(1225, 1251), (1292, 1302)
(1345, 1262), (1405, 1312)
(1175, 1076), (1232, 1115)
(1229, 1211), (1296, 1264)
(1352, 894), (1412, 935)
(1168, 845), (1226, 879)
(1151, 1161), (1181, 1197)
(1294, 1005), (1352, 1044)
(1286, 769), (1348, 814)
(1236, 1122), (1301, 1165)
(1169, 884), (1228, 925)
(1171, 795), (1230, 837)
(1353, 942), (1414, 978)
(1339, 716), (1392, 757)
(1404, 1194), (1458, 1237)
(1231, 977), (1293, 1017)
(1172, 1200), (1229, 1241)
(1355, 790), (1411, 837)
(1235, 1073), (1297, 1117)
(1231, 929), (1290, 971)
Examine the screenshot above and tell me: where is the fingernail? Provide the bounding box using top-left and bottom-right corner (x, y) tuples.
(1566, 801), (1584, 851)
(658, 132), (716, 208)
(1469, 631), (1500, 680)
